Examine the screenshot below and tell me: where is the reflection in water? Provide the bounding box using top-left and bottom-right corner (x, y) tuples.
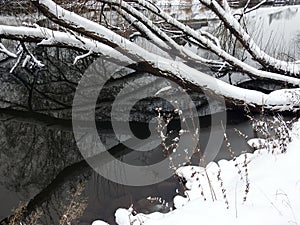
(0, 112), (255, 225)
(0, 122), (80, 195)
(0, 118), (184, 224)
(0, 121), (84, 223)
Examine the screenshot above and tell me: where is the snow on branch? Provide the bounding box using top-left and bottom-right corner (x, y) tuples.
(1, 1), (299, 111)
(100, 0), (224, 67)
(110, 1), (170, 50)
(33, 0), (300, 87)
(264, 88), (300, 111)
(21, 42), (45, 68)
(10, 50), (24, 74)
(200, 0), (300, 76)
(235, 0), (267, 16)
(0, 43), (17, 58)
(136, 0), (300, 85)
(73, 49), (93, 64)
(29, 0), (300, 109)
(0, 25), (134, 66)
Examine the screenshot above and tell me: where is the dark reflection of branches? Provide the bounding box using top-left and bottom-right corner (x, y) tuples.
(0, 132), (179, 225)
(0, 131), (133, 225)
(0, 42), (95, 117)
(1, 173), (90, 225)
(0, 118), (91, 225)
(0, 121), (82, 196)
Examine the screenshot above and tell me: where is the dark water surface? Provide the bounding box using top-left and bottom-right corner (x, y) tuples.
(0, 110), (257, 225)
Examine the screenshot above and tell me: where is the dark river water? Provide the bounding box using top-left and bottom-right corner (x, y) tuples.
(0, 110), (256, 225)
(0, 3), (300, 225)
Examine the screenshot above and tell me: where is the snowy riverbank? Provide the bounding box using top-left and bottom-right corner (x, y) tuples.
(93, 118), (300, 225)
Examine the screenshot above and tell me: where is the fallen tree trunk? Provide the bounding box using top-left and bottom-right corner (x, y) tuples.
(0, 0), (300, 111)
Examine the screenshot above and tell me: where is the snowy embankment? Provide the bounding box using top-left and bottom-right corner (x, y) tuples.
(93, 118), (300, 225)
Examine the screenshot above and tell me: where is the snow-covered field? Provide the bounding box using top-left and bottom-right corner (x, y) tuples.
(93, 118), (300, 225)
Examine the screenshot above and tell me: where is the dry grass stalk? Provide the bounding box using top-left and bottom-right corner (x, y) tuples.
(59, 182), (88, 225)
(8, 204), (42, 225)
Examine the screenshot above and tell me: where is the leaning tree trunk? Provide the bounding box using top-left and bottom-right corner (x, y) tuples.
(0, 0), (299, 111)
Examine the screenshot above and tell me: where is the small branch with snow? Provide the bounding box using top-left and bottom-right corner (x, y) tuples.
(22, 55), (31, 68)
(10, 50), (24, 74)
(73, 50), (93, 64)
(200, 0), (300, 76)
(154, 86), (172, 96)
(0, 43), (17, 58)
(20, 42), (45, 68)
(136, 0), (300, 85)
(244, 0), (267, 15)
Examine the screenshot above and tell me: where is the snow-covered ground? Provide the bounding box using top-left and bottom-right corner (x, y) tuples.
(93, 118), (300, 225)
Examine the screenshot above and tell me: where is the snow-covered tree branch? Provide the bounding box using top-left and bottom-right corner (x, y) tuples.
(199, 0), (300, 76)
(0, 0), (300, 111)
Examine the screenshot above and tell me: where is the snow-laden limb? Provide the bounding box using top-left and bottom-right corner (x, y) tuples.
(135, 0), (300, 85)
(200, 0), (300, 76)
(35, 0), (225, 68)
(32, 0), (300, 87)
(111, 1), (171, 51)
(199, 30), (221, 48)
(73, 49), (93, 65)
(115, 1), (220, 66)
(264, 88), (300, 111)
(102, 0), (225, 66)
(154, 86), (172, 96)
(22, 55), (31, 68)
(0, 43), (17, 58)
(1, 24), (300, 109)
(10, 50), (23, 74)
(23, 43), (45, 68)
(0, 25), (134, 65)
(235, 0), (267, 16)
(30, 1), (300, 109)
